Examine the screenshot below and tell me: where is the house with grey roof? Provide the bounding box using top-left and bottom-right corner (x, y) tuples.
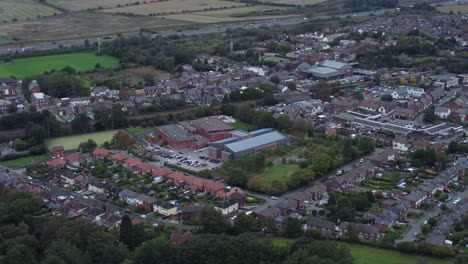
(435, 106), (451, 119)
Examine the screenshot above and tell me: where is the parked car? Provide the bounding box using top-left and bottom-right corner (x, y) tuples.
(270, 196), (279, 200)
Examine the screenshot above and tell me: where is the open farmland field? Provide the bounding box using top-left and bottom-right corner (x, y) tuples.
(437, 4), (468, 14)
(257, 0), (327, 6)
(46, 130), (119, 151)
(47, 0), (148, 11)
(0, 12), (191, 43)
(0, 1), (61, 22)
(0, 53), (118, 78)
(102, 0), (246, 15)
(0, 154), (50, 169)
(166, 5), (294, 23)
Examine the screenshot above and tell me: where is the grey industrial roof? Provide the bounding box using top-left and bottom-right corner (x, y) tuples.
(321, 59), (352, 70)
(225, 131), (286, 153)
(191, 116), (233, 133)
(424, 122), (463, 134)
(157, 124), (195, 142)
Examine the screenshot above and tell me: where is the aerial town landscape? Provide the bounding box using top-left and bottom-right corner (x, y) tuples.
(0, 0), (466, 263)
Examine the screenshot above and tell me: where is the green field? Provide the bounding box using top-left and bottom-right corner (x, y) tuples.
(341, 242), (452, 264)
(128, 127), (152, 136)
(46, 130), (119, 151)
(0, 53), (119, 78)
(230, 121), (254, 131)
(0, 154), (50, 168)
(0, 38), (11, 45)
(270, 238), (452, 264)
(261, 164), (299, 184)
(0, 1), (61, 22)
(264, 56), (289, 63)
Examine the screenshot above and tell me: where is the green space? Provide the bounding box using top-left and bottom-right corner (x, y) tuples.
(128, 127), (152, 136)
(0, 38), (11, 45)
(270, 238), (452, 264)
(340, 242), (452, 264)
(260, 164), (299, 185)
(230, 121), (254, 131)
(0, 154), (50, 168)
(263, 56), (288, 63)
(46, 130), (119, 151)
(0, 53), (119, 78)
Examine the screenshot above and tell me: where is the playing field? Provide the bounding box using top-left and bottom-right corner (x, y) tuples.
(437, 4), (468, 14)
(230, 121), (254, 131)
(128, 127), (152, 136)
(102, 0), (245, 15)
(0, 1), (61, 22)
(46, 130), (119, 151)
(260, 164), (299, 184)
(257, 0), (326, 5)
(0, 53), (119, 78)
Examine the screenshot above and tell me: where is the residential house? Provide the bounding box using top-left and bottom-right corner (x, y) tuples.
(96, 212), (122, 228)
(306, 218), (338, 237)
(112, 153), (129, 164)
(92, 148), (110, 160)
(31, 92), (48, 110)
(180, 204), (202, 221)
(87, 178), (107, 194)
(392, 136), (410, 152)
(136, 194), (156, 212)
(119, 189), (139, 205)
(64, 152), (86, 167)
(51, 146), (65, 159)
(47, 159), (66, 168)
(434, 107), (451, 119)
(403, 191), (427, 208)
(215, 199), (239, 215)
(339, 222), (381, 240)
(153, 199), (179, 216)
(170, 231), (193, 246)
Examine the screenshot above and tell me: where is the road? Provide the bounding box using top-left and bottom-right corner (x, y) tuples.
(2, 166), (197, 230)
(251, 148), (387, 213)
(397, 188), (467, 243)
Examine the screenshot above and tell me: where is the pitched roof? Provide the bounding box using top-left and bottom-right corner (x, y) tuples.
(92, 148), (109, 156)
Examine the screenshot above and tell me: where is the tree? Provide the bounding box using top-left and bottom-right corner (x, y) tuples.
(225, 167), (249, 187)
(410, 76), (417, 86)
(28, 124), (47, 146)
(276, 115), (292, 131)
(71, 114), (91, 134)
(357, 136), (374, 155)
(283, 217), (303, 238)
(423, 107), (437, 123)
(231, 212), (256, 235)
(12, 138), (28, 151)
(3, 244), (37, 264)
(270, 75), (280, 84)
(119, 215), (134, 249)
(346, 223), (359, 242)
(133, 238), (174, 264)
(310, 152), (333, 175)
(7, 103), (17, 113)
(112, 130), (135, 149)
(380, 94), (393, 101)
(78, 139), (97, 153)
(198, 206), (228, 234)
(428, 217), (437, 227)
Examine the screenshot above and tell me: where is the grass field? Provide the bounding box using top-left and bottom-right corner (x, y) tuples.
(103, 0), (245, 15)
(0, 1), (61, 22)
(0, 38), (11, 45)
(341, 242), (452, 264)
(264, 56), (289, 63)
(260, 164), (299, 185)
(257, 0), (326, 5)
(128, 127), (152, 136)
(0, 53), (119, 78)
(47, 0), (141, 11)
(0, 154), (50, 168)
(230, 121), (254, 131)
(166, 5), (291, 23)
(270, 238), (452, 264)
(437, 4), (468, 14)
(46, 130), (119, 151)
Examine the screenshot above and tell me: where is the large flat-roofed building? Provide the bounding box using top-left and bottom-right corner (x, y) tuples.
(190, 116), (234, 141)
(209, 128), (287, 160)
(156, 124), (196, 149)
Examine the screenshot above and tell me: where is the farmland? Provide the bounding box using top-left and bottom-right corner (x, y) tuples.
(46, 130), (119, 151)
(102, 0), (246, 15)
(437, 4), (468, 14)
(257, 0), (327, 6)
(166, 6), (292, 23)
(0, 1), (61, 22)
(0, 12), (191, 43)
(46, 0), (148, 11)
(0, 53), (119, 78)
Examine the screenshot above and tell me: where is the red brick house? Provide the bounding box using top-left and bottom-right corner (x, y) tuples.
(64, 152), (86, 167)
(92, 148), (110, 160)
(47, 159), (66, 168)
(51, 146), (65, 159)
(112, 153), (128, 164)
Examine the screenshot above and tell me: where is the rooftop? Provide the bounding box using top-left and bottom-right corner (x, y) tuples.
(225, 130), (286, 153)
(191, 116), (233, 133)
(157, 124), (195, 142)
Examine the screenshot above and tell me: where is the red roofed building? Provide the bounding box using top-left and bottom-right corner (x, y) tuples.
(152, 167), (171, 177)
(112, 153), (128, 164)
(92, 148), (110, 160)
(135, 162), (155, 175)
(124, 158), (143, 171)
(64, 152), (86, 167)
(47, 159), (66, 168)
(51, 146), (65, 159)
(167, 172), (186, 187)
(170, 231), (193, 246)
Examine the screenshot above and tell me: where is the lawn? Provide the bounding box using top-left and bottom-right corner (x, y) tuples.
(270, 238), (452, 264)
(339, 242), (452, 264)
(0, 38), (11, 45)
(0, 154), (50, 168)
(128, 127), (152, 136)
(46, 130), (119, 151)
(264, 56), (289, 63)
(0, 53), (119, 78)
(261, 164), (299, 185)
(230, 121), (254, 131)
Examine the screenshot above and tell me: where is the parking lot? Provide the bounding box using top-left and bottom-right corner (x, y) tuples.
(147, 146), (222, 172)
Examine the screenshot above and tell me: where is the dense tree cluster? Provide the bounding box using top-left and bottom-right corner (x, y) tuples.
(327, 191), (375, 222)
